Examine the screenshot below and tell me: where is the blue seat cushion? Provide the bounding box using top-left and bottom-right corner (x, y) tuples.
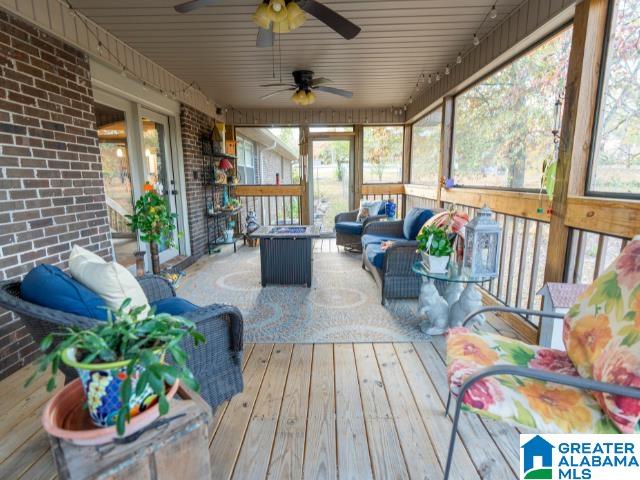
(335, 221), (363, 235)
(151, 297), (199, 316)
(20, 264), (108, 320)
(403, 208), (434, 240)
(361, 233), (404, 248)
(365, 243), (385, 270)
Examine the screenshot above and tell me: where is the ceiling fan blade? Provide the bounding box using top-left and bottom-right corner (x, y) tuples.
(297, 0), (361, 40)
(310, 77), (332, 86)
(174, 0), (223, 14)
(260, 83), (296, 88)
(256, 26), (274, 48)
(260, 88), (295, 100)
(314, 86), (353, 98)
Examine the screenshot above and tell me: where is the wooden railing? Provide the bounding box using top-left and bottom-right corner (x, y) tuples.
(567, 229), (629, 284)
(235, 185), (305, 231)
(361, 183), (404, 217)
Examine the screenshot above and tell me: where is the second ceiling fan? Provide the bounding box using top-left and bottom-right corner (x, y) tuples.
(174, 0), (361, 48)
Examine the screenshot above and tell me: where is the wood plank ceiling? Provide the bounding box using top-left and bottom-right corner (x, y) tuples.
(72, 0), (522, 109)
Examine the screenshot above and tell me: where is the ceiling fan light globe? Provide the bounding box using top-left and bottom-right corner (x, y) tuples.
(253, 4), (272, 29)
(286, 2), (306, 30)
(272, 19), (291, 33)
(266, 0), (288, 22)
(306, 90), (316, 105)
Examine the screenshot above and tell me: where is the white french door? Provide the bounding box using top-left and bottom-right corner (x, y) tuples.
(138, 108), (181, 264)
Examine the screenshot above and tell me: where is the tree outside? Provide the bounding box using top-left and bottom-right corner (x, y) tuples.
(411, 109), (442, 185)
(363, 126), (403, 183)
(452, 27), (573, 189)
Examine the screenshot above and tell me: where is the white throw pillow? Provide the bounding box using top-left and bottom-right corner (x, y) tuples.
(68, 245), (150, 316)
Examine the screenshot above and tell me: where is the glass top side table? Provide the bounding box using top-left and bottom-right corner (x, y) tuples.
(411, 261), (493, 335)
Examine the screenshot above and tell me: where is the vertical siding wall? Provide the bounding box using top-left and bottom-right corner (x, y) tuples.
(0, 11), (112, 379)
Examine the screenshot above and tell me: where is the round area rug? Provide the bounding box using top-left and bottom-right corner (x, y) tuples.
(177, 244), (430, 343)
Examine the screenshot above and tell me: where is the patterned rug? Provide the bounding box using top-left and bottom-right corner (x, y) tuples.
(178, 244), (431, 343)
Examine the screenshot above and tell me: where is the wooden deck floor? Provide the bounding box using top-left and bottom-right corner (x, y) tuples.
(1, 314), (524, 480)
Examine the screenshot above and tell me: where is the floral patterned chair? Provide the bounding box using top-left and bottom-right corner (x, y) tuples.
(442, 237), (640, 480)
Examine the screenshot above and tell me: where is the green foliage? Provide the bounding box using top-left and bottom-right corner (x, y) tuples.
(452, 28), (572, 189)
(411, 110), (442, 186)
(363, 126), (403, 183)
(26, 300), (204, 436)
(416, 226), (452, 257)
(126, 185), (179, 245)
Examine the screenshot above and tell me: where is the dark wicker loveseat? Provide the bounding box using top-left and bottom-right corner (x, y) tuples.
(0, 275), (244, 408)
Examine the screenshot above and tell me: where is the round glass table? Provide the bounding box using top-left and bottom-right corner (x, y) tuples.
(412, 261), (493, 335)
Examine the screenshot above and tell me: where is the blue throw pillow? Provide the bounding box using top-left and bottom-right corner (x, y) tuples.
(403, 208), (434, 240)
(21, 264), (108, 320)
(151, 297), (199, 316)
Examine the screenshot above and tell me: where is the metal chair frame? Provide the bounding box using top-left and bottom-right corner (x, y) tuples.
(442, 306), (640, 480)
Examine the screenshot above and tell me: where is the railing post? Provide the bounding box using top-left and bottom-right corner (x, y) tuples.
(544, 0), (610, 284)
(438, 97), (454, 209)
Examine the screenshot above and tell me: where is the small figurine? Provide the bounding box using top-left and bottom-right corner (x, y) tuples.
(245, 210), (260, 247)
(448, 285), (485, 328)
(418, 280), (450, 335)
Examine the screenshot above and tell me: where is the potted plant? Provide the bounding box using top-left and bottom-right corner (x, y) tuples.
(127, 183), (180, 274)
(28, 300), (204, 436)
(416, 225), (453, 273)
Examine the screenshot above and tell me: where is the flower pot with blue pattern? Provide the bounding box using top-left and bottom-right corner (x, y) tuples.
(61, 348), (159, 428)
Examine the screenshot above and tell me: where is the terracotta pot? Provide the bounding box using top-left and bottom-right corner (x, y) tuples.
(42, 378), (179, 446)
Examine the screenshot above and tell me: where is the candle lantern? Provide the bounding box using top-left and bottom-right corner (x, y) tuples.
(463, 205), (501, 277)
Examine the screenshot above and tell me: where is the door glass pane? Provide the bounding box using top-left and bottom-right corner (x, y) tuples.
(312, 140), (351, 231)
(142, 118), (174, 253)
(411, 109), (442, 185)
(96, 103), (136, 267)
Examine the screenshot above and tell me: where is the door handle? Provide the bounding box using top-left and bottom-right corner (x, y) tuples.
(171, 190), (178, 195)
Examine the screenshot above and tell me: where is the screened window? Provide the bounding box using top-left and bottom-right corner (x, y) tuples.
(363, 126), (403, 183)
(236, 136), (256, 184)
(589, 0), (640, 196)
(410, 109), (442, 186)
(235, 127), (300, 184)
(452, 28), (572, 189)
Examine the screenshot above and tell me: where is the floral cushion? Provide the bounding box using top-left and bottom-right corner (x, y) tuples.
(446, 327), (621, 433)
(563, 237), (640, 433)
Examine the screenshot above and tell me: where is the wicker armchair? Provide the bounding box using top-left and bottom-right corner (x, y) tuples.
(0, 275), (244, 408)
(361, 220), (422, 304)
(334, 208), (386, 251)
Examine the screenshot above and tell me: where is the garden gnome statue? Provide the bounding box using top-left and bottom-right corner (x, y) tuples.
(246, 211), (259, 235)
(418, 280), (450, 335)
(448, 285), (485, 328)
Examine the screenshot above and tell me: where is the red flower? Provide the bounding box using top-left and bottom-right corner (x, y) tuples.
(615, 240), (640, 289)
(529, 348), (578, 376)
(462, 376), (503, 410)
(117, 371), (127, 380)
(143, 183), (154, 192)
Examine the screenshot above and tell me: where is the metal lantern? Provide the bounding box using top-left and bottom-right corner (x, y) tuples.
(463, 206), (501, 277)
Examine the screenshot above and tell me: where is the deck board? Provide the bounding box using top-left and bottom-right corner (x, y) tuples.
(1, 338), (524, 480)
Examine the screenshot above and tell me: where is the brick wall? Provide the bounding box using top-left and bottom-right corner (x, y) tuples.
(179, 104), (223, 258)
(0, 11), (112, 379)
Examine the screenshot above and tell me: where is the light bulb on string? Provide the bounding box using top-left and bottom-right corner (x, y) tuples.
(427, 74), (432, 84)
(435, 72), (440, 82)
(473, 34), (480, 46)
(444, 64), (450, 75)
(489, 5), (497, 19)
(457, 53), (462, 64)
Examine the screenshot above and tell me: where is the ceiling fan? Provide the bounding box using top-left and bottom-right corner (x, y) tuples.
(260, 70), (353, 105)
(173, 0), (361, 48)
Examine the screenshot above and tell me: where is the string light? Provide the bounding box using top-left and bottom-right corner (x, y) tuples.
(404, 2), (499, 109)
(62, 0), (210, 107)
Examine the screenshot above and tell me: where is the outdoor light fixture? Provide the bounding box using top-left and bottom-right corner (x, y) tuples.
(253, 3), (271, 29)
(266, 0), (288, 22)
(427, 74), (432, 84)
(254, 0), (307, 33)
(473, 33), (480, 46)
(291, 89), (316, 106)
(489, 5), (498, 19)
(445, 64), (450, 75)
(435, 72), (441, 81)
(457, 53), (462, 64)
